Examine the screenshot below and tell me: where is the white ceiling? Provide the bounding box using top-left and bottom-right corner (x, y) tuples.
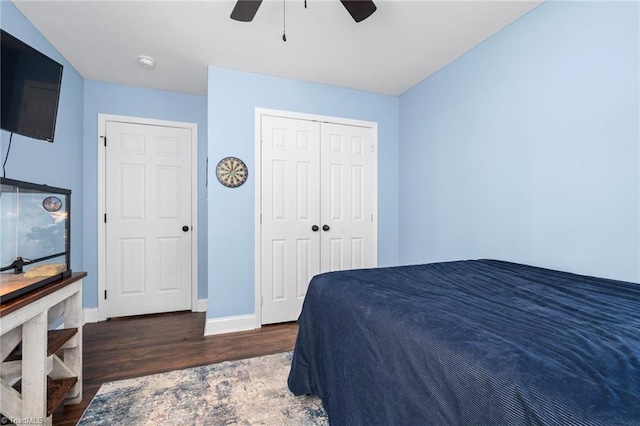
(12, 1), (542, 96)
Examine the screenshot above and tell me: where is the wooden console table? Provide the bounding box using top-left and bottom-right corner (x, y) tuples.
(0, 272), (86, 426)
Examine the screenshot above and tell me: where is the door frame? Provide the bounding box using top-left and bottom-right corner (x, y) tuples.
(97, 114), (199, 321)
(254, 108), (378, 327)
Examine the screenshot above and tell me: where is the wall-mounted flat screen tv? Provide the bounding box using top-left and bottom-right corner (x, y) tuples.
(1, 29), (63, 142)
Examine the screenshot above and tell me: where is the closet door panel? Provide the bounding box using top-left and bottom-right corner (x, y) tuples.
(320, 123), (375, 273)
(261, 116), (321, 324)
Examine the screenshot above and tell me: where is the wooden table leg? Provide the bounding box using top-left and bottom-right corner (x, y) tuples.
(21, 311), (48, 422)
(63, 289), (82, 404)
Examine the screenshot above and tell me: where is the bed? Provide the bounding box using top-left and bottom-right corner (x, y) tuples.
(287, 259), (640, 425)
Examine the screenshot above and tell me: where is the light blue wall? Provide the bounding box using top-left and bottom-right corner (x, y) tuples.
(399, 1), (640, 282)
(1, 1), (85, 278)
(82, 81), (208, 307)
(207, 67), (400, 319)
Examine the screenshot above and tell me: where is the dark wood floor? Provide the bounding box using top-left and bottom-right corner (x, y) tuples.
(53, 311), (299, 426)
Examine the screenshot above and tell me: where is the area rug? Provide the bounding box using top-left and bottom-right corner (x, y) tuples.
(78, 352), (327, 425)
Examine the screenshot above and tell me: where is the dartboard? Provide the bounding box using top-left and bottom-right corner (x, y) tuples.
(216, 157), (248, 188)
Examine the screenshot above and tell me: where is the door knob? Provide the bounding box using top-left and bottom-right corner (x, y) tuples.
(322, 224), (330, 232)
(182, 226), (190, 232)
(312, 225), (319, 232)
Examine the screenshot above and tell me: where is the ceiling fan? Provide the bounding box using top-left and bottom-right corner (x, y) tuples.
(230, 0), (377, 23)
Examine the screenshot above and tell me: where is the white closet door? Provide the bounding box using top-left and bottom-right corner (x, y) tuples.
(320, 123), (375, 273)
(261, 116), (321, 325)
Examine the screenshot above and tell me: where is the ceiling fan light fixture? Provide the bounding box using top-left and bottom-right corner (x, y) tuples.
(137, 55), (155, 68)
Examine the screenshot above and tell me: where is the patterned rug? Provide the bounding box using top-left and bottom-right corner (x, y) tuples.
(78, 352), (327, 425)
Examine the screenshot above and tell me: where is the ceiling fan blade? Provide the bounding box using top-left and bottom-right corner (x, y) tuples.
(230, 0), (263, 22)
(340, 0), (377, 23)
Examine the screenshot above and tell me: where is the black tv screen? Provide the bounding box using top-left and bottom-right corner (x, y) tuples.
(1, 30), (63, 142)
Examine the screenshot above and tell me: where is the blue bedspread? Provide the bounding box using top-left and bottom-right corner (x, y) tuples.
(288, 260), (640, 425)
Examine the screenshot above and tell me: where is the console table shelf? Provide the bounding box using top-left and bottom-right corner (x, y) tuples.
(6, 328), (79, 362)
(12, 376), (79, 417)
(0, 272), (86, 426)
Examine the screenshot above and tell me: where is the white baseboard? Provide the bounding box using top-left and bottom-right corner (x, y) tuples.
(83, 307), (99, 324)
(204, 314), (257, 336)
(194, 298), (208, 313)
(85, 299), (207, 323)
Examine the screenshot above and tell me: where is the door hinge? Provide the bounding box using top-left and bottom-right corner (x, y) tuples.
(260, 132), (263, 143)
(100, 136), (106, 147)
(370, 143), (375, 153)
(104, 290), (107, 299)
(261, 296), (263, 306)
(260, 214), (262, 224)
(104, 214), (107, 223)
(371, 214), (374, 223)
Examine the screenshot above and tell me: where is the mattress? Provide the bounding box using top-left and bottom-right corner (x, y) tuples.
(288, 260), (640, 425)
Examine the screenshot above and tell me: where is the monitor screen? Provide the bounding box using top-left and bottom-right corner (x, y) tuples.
(1, 30), (63, 142)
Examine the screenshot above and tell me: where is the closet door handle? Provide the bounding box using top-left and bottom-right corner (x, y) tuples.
(311, 225), (319, 232)
(322, 224), (330, 232)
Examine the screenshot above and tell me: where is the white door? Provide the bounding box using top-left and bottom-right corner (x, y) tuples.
(260, 115), (376, 325)
(261, 116), (321, 324)
(105, 121), (192, 318)
(320, 123), (375, 272)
